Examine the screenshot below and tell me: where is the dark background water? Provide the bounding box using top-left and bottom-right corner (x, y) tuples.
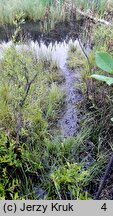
(0, 18), (84, 43)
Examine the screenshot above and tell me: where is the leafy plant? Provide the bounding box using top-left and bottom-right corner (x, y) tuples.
(50, 162), (89, 200)
(91, 51), (113, 121)
(91, 52), (113, 85)
(0, 132), (21, 199)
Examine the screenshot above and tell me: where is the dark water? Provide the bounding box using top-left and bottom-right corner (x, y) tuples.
(0, 19), (83, 43)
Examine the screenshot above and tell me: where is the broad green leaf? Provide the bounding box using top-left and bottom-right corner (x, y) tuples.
(96, 52), (113, 73)
(111, 118), (113, 122)
(91, 74), (113, 86)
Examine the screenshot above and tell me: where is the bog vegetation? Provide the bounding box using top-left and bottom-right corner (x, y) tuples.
(0, 0), (112, 26)
(0, 0), (113, 200)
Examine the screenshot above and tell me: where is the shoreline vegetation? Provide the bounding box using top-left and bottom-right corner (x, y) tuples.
(0, 0), (112, 27)
(0, 0), (113, 200)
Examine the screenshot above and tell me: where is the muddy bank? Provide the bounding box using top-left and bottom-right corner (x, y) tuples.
(46, 39), (83, 138)
(60, 67), (82, 138)
(57, 41), (82, 138)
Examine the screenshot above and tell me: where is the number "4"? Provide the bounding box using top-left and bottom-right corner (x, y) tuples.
(101, 203), (107, 211)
